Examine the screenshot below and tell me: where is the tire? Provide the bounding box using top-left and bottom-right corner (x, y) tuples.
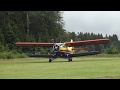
(70, 58), (72, 61)
(49, 59), (52, 62)
(68, 58), (71, 62)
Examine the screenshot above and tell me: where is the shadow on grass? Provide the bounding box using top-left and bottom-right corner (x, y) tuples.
(20, 59), (103, 64)
(20, 58), (76, 63)
(73, 57), (112, 62)
(22, 60), (70, 63)
(19, 57), (110, 64)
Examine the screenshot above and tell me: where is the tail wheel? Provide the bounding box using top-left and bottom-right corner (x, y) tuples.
(49, 59), (52, 62)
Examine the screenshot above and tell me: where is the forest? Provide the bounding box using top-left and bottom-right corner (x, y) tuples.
(0, 11), (120, 59)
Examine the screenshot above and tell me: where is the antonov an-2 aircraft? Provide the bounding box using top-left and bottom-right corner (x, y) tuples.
(16, 38), (110, 62)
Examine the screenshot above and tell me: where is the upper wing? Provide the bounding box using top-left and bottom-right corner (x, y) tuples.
(65, 38), (110, 46)
(15, 42), (55, 47)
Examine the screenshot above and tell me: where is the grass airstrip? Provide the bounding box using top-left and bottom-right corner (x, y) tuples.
(0, 56), (120, 79)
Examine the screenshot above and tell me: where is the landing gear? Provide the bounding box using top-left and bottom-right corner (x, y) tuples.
(49, 54), (57, 62)
(49, 59), (52, 62)
(68, 57), (72, 62)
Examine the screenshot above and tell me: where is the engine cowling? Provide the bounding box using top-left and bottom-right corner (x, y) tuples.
(53, 44), (60, 52)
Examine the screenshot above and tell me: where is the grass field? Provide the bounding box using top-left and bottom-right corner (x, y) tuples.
(0, 57), (120, 79)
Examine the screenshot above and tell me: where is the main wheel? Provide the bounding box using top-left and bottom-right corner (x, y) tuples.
(68, 58), (72, 62)
(49, 59), (52, 62)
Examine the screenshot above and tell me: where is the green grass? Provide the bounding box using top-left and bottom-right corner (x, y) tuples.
(0, 57), (120, 79)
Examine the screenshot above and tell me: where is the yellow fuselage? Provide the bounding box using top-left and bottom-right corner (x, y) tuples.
(59, 45), (74, 53)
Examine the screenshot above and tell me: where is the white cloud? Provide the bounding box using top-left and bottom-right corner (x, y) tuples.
(63, 11), (120, 40)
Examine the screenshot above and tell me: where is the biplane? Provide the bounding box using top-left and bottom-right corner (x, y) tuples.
(15, 38), (110, 62)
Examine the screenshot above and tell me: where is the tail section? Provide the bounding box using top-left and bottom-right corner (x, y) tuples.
(70, 39), (73, 42)
(70, 39), (74, 53)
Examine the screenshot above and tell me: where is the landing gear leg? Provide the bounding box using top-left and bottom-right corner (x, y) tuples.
(49, 58), (56, 62)
(49, 53), (57, 62)
(68, 57), (72, 62)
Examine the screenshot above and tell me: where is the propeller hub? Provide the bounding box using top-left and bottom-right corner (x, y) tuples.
(53, 44), (60, 52)
(53, 43), (65, 52)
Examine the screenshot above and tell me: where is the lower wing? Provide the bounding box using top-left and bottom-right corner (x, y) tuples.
(69, 51), (100, 57)
(26, 51), (100, 58)
(26, 53), (54, 58)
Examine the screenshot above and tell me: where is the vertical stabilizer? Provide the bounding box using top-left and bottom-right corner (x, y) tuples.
(70, 39), (73, 42)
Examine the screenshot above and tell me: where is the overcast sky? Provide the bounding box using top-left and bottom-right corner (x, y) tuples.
(63, 11), (120, 40)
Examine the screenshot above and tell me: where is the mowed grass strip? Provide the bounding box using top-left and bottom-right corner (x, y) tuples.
(0, 57), (120, 79)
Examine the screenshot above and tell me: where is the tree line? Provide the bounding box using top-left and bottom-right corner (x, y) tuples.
(0, 11), (119, 54)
